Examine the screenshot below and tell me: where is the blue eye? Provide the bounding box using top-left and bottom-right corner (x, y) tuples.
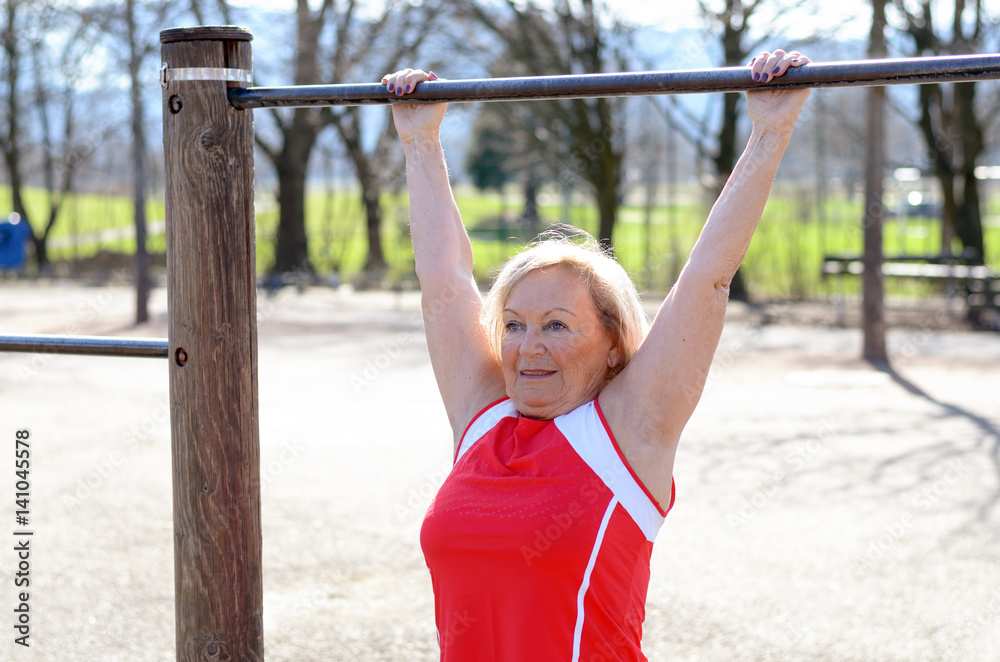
(547, 321), (567, 331)
(504, 321), (522, 332)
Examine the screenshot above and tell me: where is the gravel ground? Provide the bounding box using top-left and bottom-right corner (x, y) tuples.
(0, 280), (998, 661)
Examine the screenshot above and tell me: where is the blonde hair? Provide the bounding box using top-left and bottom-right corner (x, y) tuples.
(481, 227), (649, 378)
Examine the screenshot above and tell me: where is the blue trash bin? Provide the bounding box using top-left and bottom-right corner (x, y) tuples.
(0, 217), (31, 270)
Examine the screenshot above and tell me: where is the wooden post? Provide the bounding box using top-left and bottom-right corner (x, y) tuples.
(160, 26), (262, 662)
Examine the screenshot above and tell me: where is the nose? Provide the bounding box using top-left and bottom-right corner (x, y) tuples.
(519, 326), (545, 358)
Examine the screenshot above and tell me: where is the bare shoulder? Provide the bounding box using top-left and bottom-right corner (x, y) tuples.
(602, 278), (727, 441)
(448, 379), (509, 450)
(598, 377), (679, 512)
(595, 281), (729, 507)
(416, 268), (507, 448)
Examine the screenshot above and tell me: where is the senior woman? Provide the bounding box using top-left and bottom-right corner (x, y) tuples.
(383, 49), (810, 661)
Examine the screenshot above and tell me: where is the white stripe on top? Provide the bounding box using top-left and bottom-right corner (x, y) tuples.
(456, 399), (664, 541)
(556, 401), (665, 542)
(456, 399), (519, 463)
(571, 496), (618, 662)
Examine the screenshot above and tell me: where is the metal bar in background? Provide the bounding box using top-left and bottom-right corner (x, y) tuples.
(229, 53), (1000, 110)
(0, 334), (169, 358)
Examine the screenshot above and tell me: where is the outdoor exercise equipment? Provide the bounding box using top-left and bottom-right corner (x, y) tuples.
(1, 25), (998, 661)
(230, 52), (1000, 108)
(0, 334), (168, 357)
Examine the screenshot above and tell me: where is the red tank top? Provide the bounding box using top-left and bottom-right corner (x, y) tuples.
(420, 398), (674, 661)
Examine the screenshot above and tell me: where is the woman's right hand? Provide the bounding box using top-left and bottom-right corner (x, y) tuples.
(382, 68), (447, 143)
(744, 50), (810, 136)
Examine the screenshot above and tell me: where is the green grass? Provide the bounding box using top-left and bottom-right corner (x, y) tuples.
(254, 188), (417, 280)
(0, 186), (166, 260)
(3, 183), (998, 301)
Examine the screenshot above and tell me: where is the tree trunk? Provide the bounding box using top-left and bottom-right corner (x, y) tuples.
(862, 0), (888, 363)
(1, 0), (35, 267)
(715, 6), (752, 301)
(588, 116), (620, 246)
(958, 171), (984, 261)
(903, 2), (987, 264)
(955, 81), (984, 262)
(128, 0), (150, 324)
(268, 107), (326, 278)
(334, 110), (386, 278)
(29, 235), (47, 266)
(264, 0), (330, 280)
(360, 175), (386, 275)
(713, 93), (740, 181)
(32, 37), (58, 274)
(523, 177), (538, 230)
(272, 155), (312, 275)
(937, 163), (959, 254)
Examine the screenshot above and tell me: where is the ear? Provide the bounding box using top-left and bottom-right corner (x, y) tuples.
(607, 346), (621, 370)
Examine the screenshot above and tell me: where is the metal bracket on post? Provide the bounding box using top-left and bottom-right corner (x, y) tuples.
(160, 61), (253, 89)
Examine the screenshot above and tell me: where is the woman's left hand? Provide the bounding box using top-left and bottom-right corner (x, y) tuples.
(745, 49), (811, 135)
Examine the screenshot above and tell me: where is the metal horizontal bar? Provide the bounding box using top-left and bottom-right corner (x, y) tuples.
(230, 53), (1000, 110)
(0, 334), (169, 358)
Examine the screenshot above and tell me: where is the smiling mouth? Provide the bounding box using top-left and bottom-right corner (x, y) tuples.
(520, 370), (556, 377)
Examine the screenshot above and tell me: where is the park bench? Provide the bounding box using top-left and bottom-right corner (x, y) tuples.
(821, 253), (1000, 328)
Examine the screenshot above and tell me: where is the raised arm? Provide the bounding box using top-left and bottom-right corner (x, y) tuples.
(602, 51), (811, 453)
(383, 69), (505, 444)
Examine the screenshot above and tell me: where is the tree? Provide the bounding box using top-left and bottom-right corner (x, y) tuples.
(26, 5), (87, 270)
(125, 0), (157, 323)
(1, 0), (32, 264)
(254, 0), (333, 283)
(89, 0), (175, 323)
(666, 0), (810, 300)
(464, 73), (554, 230)
(466, 113), (513, 197)
(326, 1), (444, 284)
(187, 0), (231, 25)
(1, 0), (96, 274)
(256, 0), (442, 286)
(894, 0), (996, 264)
(458, 0), (631, 246)
(254, 0), (329, 282)
(699, 0), (766, 300)
(863, 0), (888, 362)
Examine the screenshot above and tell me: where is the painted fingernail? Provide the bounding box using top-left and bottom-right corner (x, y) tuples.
(387, 83), (394, 92)
(753, 72), (760, 81)
(772, 66), (780, 74)
(405, 84), (411, 93)
(761, 72), (769, 82)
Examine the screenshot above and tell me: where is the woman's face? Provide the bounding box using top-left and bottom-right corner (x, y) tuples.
(500, 266), (619, 420)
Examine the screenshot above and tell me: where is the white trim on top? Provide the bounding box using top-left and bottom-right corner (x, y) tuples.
(556, 401), (665, 542)
(455, 399), (519, 463)
(571, 496), (618, 662)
